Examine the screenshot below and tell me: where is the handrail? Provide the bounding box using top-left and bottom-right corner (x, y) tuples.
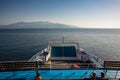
(104, 61), (120, 70)
(0, 61), (100, 72)
(0, 61), (44, 71)
(28, 49), (46, 61)
(1, 60), (120, 72)
(83, 49), (104, 68)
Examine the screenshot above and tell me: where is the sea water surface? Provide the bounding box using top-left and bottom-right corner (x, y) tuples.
(0, 29), (120, 61)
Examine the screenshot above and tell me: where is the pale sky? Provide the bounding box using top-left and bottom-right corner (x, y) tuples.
(0, 0), (120, 28)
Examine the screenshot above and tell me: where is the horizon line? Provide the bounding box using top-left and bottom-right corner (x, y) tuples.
(0, 21), (120, 29)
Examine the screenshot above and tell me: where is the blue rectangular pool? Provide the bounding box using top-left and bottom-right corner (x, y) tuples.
(51, 46), (76, 57)
(0, 69), (120, 80)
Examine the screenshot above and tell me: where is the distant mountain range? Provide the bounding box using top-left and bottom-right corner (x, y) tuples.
(0, 22), (79, 29)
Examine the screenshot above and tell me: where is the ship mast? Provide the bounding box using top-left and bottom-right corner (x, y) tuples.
(62, 36), (65, 43)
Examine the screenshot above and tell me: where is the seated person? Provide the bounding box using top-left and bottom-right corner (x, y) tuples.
(90, 71), (98, 79)
(100, 72), (107, 80)
(101, 72), (105, 78)
(82, 71), (98, 80)
(35, 72), (42, 80)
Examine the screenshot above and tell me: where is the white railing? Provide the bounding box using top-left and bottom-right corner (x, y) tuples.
(83, 49), (104, 68)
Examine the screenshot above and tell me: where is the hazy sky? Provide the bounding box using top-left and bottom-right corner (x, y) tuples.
(0, 0), (120, 28)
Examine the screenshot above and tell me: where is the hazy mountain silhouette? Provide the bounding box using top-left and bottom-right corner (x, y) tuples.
(0, 22), (78, 29)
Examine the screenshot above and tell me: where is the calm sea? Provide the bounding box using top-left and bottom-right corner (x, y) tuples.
(0, 29), (120, 61)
